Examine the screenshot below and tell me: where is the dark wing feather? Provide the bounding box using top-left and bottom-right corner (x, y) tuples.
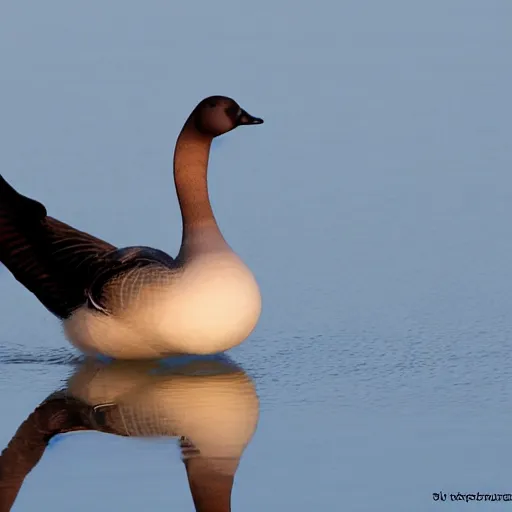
(0, 175), (116, 318)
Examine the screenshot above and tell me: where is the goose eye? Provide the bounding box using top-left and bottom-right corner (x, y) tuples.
(225, 105), (239, 120)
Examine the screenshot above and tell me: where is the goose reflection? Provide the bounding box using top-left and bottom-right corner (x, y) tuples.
(0, 355), (259, 512)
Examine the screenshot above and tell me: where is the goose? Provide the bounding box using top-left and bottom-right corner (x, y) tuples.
(0, 96), (264, 359)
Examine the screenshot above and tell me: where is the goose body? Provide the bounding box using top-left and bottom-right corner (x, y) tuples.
(0, 96), (264, 359)
(65, 249), (261, 358)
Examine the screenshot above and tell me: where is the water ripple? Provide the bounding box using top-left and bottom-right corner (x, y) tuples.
(0, 344), (82, 366)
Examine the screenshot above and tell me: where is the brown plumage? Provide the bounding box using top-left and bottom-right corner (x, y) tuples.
(0, 174), (116, 318)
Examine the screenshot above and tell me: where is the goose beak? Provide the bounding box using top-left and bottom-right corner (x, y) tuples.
(238, 109), (264, 126)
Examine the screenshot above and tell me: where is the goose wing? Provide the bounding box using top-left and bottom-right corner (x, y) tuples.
(0, 175), (116, 318)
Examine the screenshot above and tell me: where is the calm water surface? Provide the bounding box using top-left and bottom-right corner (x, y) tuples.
(1, 1), (512, 511)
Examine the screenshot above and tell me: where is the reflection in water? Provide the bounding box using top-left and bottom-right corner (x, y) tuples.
(0, 356), (260, 512)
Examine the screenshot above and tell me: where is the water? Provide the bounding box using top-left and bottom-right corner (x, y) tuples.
(1, 0), (512, 510)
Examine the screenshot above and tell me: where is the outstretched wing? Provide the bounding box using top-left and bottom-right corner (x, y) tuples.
(0, 174), (116, 318)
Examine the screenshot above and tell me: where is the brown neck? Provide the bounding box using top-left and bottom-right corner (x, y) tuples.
(173, 122), (228, 262)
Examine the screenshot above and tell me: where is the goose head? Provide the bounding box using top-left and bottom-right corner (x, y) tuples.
(191, 96), (263, 137)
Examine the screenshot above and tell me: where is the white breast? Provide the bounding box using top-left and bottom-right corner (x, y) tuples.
(63, 253), (261, 359)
